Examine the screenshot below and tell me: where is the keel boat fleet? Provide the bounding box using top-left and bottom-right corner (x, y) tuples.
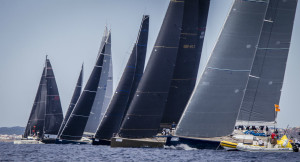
(15, 0), (299, 153)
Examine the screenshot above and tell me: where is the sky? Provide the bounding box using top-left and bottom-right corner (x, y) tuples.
(0, 0), (299, 128)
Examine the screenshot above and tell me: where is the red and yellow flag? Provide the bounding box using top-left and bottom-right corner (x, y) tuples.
(275, 104), (280, 112)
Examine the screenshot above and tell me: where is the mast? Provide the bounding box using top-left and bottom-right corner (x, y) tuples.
(236, 0), (298, 126)
(24, 67), (47, 138)
(84, 29), (112, 135)
(176, 0), (269, 138)
(59, 30), (110, 141)
(43, 58), (64, 136)
(160, 0), (210, 128)
(118, 1), (185, 138)
(94, 15), (149, 141)
(57, 64), (83, 137)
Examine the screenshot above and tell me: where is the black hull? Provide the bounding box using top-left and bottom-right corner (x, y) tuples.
(110, 137), (165, 148)
(166, 136), (222, 150)
(41, 138), (56, 144)
(92, 138), (111, 146)
(55, 139), (88, 144)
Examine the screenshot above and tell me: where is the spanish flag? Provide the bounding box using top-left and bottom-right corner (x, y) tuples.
(275, 104), (280, 112)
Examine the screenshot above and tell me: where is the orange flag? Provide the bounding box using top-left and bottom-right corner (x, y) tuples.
(275, 104), (280, 112)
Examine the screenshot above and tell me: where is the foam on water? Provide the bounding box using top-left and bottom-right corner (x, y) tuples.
(164, 144), (198, 151)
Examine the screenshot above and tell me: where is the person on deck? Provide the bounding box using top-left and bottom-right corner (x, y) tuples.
(246, 126), (250, 131)
(259, 126), (264, 133)
(165, 128), (170, 135)
(271, 132), (277, 147)
(162, 128), (166, 135)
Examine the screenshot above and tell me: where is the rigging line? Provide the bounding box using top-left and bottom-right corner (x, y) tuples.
(245, 0), (280, 128)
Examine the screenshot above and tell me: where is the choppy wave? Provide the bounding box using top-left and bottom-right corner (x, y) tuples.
(0, 142), (299, 161)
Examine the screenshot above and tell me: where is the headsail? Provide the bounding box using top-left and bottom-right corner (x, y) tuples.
(24, 68), (47, 138)
(236, 0), (298, 126)
(57, 65), (83, 137)
(94, 15), (149, 140)
(176, 0), (269, 138)
(59, 31), (110, 141)
(84, 28), (113, 135)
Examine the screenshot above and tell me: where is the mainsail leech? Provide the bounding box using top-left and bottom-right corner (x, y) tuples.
(236, 0), (298, 126)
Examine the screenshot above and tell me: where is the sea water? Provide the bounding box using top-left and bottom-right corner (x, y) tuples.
(0, 142), (299, 161)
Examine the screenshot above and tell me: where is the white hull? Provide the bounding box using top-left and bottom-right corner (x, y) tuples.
(236, 143), (293, 152)
(232, 135), (254, 140)
(14, 139), (44, 144)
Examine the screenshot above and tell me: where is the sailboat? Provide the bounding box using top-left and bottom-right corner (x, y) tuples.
(111, 0), (210, 148)
(230, 0), (299, 152)
(41, 57), (64, 143)
(56, 28), (111, 144)
(166, 0), (270, 149)
(16, 57), (63, 144)
(57, 65), (83, 138)
(92, 15), (149, 145)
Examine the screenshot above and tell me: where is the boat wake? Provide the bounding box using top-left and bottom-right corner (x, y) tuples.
(164, 144), (198, 151)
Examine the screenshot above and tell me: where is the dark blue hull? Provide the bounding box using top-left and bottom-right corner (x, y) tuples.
(92, 138), (111, 146)
(166, 136), (222, 150)
(55, 139), (88, 144)
(41, 138), (56, 144)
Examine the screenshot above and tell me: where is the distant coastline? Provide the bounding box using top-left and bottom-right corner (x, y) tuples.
(0, 126), (24, 142)
(0, 126), (25, 135)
